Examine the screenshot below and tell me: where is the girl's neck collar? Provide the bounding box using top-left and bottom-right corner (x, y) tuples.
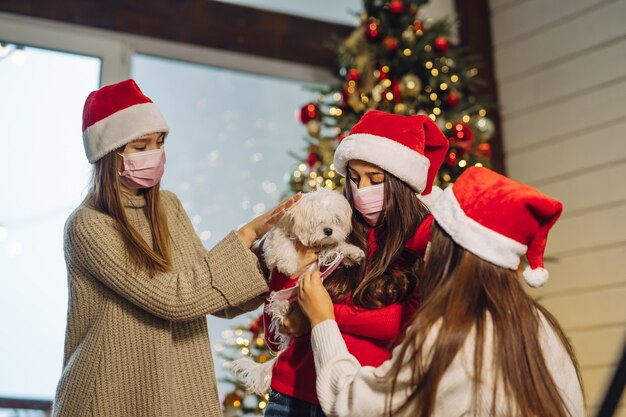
(122, 191), (147, 208)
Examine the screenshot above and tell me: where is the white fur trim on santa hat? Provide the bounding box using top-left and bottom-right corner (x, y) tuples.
(83, 102), (169, 163)
(523, 266), (549, 288)
(431, 186), (528, 270)
(334, 133), (430, 192)
(416, 186), (443, 209)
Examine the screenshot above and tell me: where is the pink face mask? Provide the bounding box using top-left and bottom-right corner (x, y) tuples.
(119, 148), (166, 189)
(350, 179), (385, 226)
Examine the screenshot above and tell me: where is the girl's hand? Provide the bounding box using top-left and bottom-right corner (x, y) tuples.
(237, 193), (301, 248)
(298, 271), (335, 327)
(279, 303), (311, 338)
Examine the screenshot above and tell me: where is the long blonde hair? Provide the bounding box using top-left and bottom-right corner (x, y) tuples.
(387, 223), (584, 417)
(84, 149), (172, 274)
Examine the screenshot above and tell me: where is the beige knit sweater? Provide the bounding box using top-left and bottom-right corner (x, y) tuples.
(53, 190), (268, 417)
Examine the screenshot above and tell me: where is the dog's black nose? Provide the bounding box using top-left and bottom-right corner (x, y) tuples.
(323, 228), (333, 236)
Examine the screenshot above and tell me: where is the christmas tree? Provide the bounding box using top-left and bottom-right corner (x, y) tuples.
(289, 0), (495, 194)
(219, 2), (496, 415)
(218, 314), (273, 416)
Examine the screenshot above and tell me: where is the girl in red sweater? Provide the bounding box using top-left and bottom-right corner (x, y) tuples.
(263, 110), (449, 416)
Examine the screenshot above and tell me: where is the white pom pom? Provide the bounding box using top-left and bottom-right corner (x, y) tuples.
(229, 356), (277, 395)
(416, 186), (444, 209)
(523, 266), (549, 288)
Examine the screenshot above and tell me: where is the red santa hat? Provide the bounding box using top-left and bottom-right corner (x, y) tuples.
(429, 167), (563, 287)
(333, 110), (449, 194)
(82, 79), (169, 163)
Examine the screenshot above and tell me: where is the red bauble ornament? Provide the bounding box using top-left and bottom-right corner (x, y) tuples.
(364, 21), (383, 42)
(413, 20), (423, 32)
(478, 143), (492, 158)
(346, 68), (361, 82)
(339, 88), (350, 109)
(456, 141), (473, 154)
(384, 36), (399, 53)
(389, 0), (404, 14)
(249, 315), (263, 338)
(454, 123), (474, 142)
(298, 103), (321, 124)
(446, 150), (458, 166)
(391, 80), (401, 103)
(434, 36), (449, 52)
(445, 91), (460, 107)
(307, 147), (318, 168)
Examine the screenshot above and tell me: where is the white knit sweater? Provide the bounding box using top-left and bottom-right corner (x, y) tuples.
(311, 313), (585, 417)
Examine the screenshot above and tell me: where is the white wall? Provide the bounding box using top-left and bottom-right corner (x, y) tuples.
(490, 0), (626, 415)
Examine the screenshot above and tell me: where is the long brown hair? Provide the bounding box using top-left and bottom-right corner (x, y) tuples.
(324, 171), (430, 308)
(83, 149), (172, 274)
(386, 223), (584, 417)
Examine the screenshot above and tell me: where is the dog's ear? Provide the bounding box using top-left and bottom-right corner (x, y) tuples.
(280, 201), (298, 234)
(326, 191), (353, 233)
(283, 195), (315, 240)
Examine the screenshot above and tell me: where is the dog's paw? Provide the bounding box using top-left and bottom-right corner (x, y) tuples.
(342, 244), (365, 266)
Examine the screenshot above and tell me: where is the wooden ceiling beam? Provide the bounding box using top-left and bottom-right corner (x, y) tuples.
(0, 0), (354, 69)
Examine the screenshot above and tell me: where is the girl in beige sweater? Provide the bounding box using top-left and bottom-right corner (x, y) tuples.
(298, 167), (585, 417)
(53, 79), (296, 417)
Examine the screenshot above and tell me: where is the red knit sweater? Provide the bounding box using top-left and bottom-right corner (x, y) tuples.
(264, 216), (434, 404)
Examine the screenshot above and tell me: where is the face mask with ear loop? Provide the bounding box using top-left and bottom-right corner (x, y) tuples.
(349, 179), (385, 226)
(118, 148), (166, 189)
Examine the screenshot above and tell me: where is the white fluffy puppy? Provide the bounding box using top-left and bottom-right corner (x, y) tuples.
(263, 187), (365, 275)
(230, 188), (365, 395)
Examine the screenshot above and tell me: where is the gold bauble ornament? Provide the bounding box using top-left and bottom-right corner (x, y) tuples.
(306, 120), (321, 137)
(393, 103), (408, 114)
(402, 27), (416, 44)
(399, 74), (422, 97)
(223, 391), (243, 408)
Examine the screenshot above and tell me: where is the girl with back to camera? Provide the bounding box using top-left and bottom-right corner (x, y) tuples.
(53, 79), (299, 417)
(262, 110), (449, 416)
(299, 167), (585, 417)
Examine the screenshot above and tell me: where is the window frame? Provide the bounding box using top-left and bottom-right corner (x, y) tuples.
(0, 11), (334, 88)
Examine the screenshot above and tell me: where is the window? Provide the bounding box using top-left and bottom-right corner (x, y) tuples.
(133, 54), (319, 397)
(0, 43), (100, 399)
(0, 10), (328, 405)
